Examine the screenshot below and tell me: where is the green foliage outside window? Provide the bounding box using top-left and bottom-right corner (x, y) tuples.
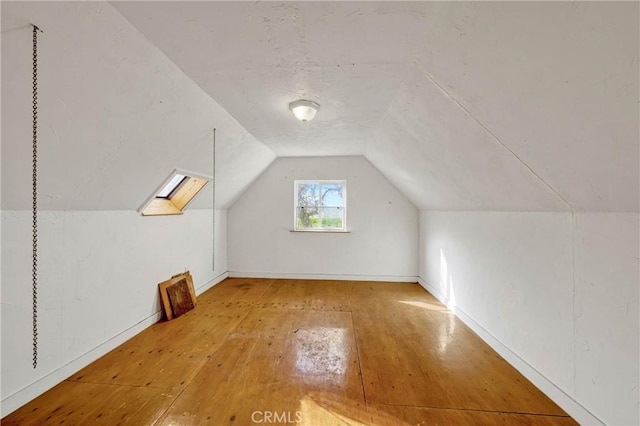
(295, 181), (346, 230)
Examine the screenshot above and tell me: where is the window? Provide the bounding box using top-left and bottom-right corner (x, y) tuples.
(294, 180), (346, 231)
(156, 174), (187, 198)
(140, 169), (210, 216)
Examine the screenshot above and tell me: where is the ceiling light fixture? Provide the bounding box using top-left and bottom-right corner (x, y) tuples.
(289, 99), (320, 122)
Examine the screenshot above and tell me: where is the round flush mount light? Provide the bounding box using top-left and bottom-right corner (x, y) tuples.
(289, 99), (320, 122)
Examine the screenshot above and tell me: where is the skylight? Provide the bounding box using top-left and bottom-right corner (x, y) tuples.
(157, 174), (187, 198)
(140, 169), (210, 216)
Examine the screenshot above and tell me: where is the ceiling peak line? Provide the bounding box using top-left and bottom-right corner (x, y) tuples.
(415, 62), (573, 212)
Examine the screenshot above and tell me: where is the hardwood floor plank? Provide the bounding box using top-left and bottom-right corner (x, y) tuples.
(68, 307), (248, 389)
(349, 282), (566, 415)
(2, 278), (575, 425)
(366, 404), (577, 426)
(158, 308), (365, 425)
(196, 277), (276, 309)
(1, 381), (176, 426)
(258, 279), (351, 311)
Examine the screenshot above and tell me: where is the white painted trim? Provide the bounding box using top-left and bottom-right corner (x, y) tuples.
(0, 272), (229, 417)
(229, 271), (417, 283)
(195, 271), (229, 294)
(417, 277), (603, 426)
(289, 229), (351, 233)
(293, 179), (347, 232)
(0, 311), (161, 417)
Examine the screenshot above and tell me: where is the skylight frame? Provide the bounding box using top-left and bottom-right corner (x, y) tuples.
(139, 168), (212, 216)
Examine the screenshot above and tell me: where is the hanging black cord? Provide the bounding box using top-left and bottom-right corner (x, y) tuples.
(212, 128), (216, 271)
(31, 24), (41, 369)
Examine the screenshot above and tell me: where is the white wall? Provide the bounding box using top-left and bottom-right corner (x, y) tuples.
(0, 209), (227, 416)
(228, 156), (418, 281)
(419, 211), (639, 425)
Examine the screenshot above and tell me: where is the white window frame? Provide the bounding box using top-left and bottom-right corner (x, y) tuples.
(293, 180), (347, 232)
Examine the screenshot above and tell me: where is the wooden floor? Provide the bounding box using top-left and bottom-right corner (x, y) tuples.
(4, 278), (577, 425)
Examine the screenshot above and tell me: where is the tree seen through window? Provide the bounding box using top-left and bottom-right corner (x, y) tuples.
(295, 181), (346, 230)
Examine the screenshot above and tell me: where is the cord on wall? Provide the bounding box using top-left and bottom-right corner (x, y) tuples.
(212, 128), (216, 272)
(31, 23), (44, 369)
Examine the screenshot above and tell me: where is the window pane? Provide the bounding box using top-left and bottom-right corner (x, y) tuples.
(320, 184), (344, 207)
(319, 207), (344, 229)
(296, 206), (320, 229)
(297, 183), (320, 207)
(157, 174), (186, 198)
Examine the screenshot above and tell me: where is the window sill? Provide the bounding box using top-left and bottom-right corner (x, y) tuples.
(290, 229), (351, 233)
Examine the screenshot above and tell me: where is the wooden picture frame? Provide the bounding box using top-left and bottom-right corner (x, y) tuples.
(171, 271), (197, 304)
(158, 271), (197, 320)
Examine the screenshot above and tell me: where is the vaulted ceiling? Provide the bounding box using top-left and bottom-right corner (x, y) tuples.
(2, 2), (638, 212)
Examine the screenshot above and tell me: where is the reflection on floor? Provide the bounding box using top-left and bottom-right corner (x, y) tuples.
(3, 278), (577, 425)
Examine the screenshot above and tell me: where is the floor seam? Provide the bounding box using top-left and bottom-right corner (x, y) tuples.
(152, 288), (260, 426)
(349, 310), (369, 407)
(255, 306), (351, 312)
(6, 278), (574, 424)
(374, 402), (571, 418)
(63, 379), (172, 390)
(152, 386), (188, 426)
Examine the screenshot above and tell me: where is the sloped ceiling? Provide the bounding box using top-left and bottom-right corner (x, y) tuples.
(113, 1), (432, 157)
(1, 1), (275, 211)
(113, 1), (639, 212)
(368, 2), (639, 211)
(2, 2), (638, 212)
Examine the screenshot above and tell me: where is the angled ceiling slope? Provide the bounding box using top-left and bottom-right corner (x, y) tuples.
(2, 2), (636, 213)
(368, 2), (639, 212)
(112, 1), (433, 157)
(115, 1), (639, 213)
(1, 1), (275, 211)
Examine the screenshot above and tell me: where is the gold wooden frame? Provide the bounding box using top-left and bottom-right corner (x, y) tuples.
(158, 271), (197, 320)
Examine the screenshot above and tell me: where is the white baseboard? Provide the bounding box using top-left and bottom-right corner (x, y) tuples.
(0, 311), (162, 417)
(417, 277), (602, 426)
(196, 271), (229, 294)
(6, 272), (597, 423)
(228, 271), (418, 283)
(1, 272), (229, 417)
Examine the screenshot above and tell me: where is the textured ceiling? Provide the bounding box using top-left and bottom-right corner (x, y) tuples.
(113, 1), (434, 157)
(368, 2), (639, 211)
(1, 1), (275, 210)
(113, 1), (640, 212)
(2, 2), (638, 212)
